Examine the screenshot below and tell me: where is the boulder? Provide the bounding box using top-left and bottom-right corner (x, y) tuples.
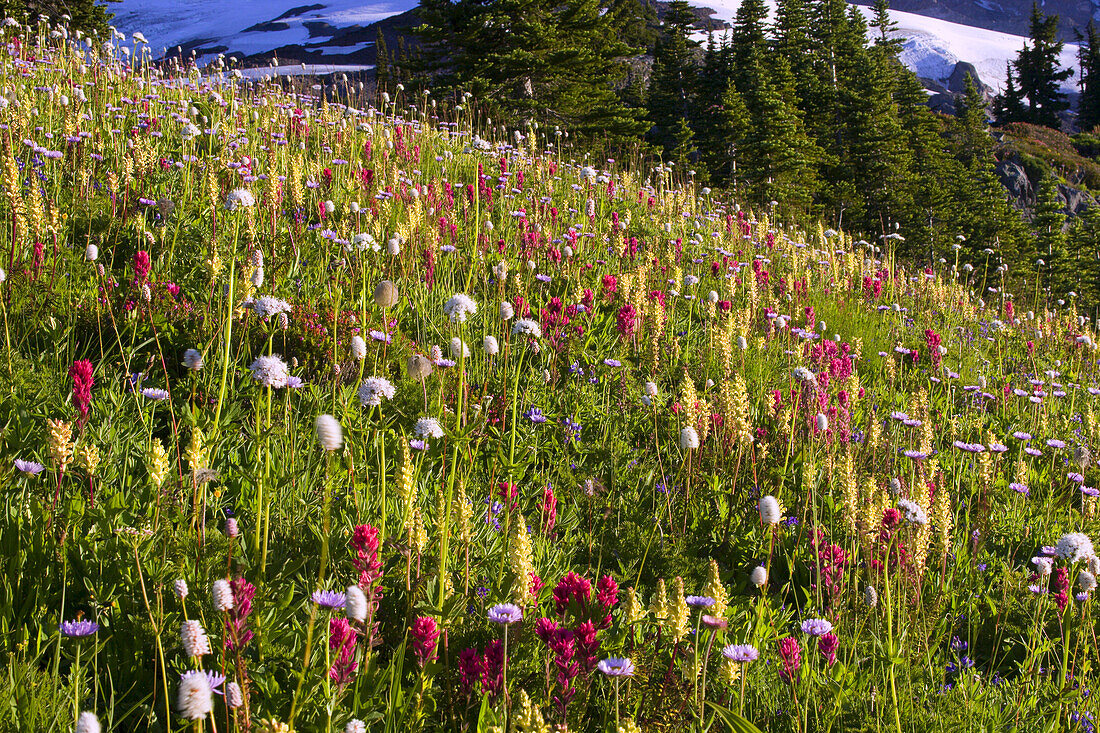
(947, 62), (989, 95)
(1057, 183), (1097, 217)
(995, 159), (1031, 207)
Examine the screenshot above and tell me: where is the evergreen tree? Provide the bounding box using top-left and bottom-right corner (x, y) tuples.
(869, 0), (902, 54)
(992, 62), (1026, 123)
(995, 3), (1072, 127)
(1078, 20), (1100, 131)
(953, 74), (994, 169)
(374, 30), (391, 93)
(1069, 204), (1100, 308)
(772, 0), (817, 117)
(0, 0), (115, 36)
(1034, 174), (1071, 293)
(412, 0), (647, 143)
(646, 0), (702, 163)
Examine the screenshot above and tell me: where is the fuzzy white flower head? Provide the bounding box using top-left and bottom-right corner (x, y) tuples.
(345, 585), (367, 622)
(792, 366), (817, 384)
(174, 578), (189, 599)
(226, 681), (243, 709)
(75, 711), (101, 733)
(450, 337), (470, 358)
(249, 354), (289, 389)
(444, 293), (478, 323)
(483, 335), (500, 355)
(706, 291), (719, 304)
(493, 260), (509, 282)
(346, 720), (368, 733)
(85, 243), (98, 261)
(512, 319), (542, 337)
(758, 495), (781, 524)
(737, 336), (748, 350)
(815, 413), (829, 432)
(315, 414), (344, 451)
(1055, 532), (1095, 563)
(181, 620), (212, 658)
(183, 348), (204, 371)
(644, 381), (658, 398)
(415, 417), (445, 439)
(251, 295), (292, 320)
(750, 565), (768, 587)
(897, 498), (928, 525)
(386, 236), (401, 255)
(224, 188), (255, 210)
(500, 301), (515, 320)
(178, 670), (214, 720)
(350, 335), (367, 361)
(679, 427), (700, 450)
(250, 266), (264, 289)
(1080, 570), (1097, 592)
(358, 377), (396, 407)
(212, 579), (234, 612)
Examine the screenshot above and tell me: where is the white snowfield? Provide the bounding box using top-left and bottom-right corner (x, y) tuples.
(109, 0), (1080, 93)
(688, 0), (1079, 93)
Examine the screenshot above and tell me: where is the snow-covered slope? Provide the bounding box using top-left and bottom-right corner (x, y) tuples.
(109, 0), (417, 60)
(109, 0), (1079, 94)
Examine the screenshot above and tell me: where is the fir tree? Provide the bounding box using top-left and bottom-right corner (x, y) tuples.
(0, 0), (115, 36)
(646, 0), (702, 162)
(1034, 174), (1071, 293)
(996, 2), (1072, 127)
(953, 74), (994, 169)
(1078, 20), (1100, 131)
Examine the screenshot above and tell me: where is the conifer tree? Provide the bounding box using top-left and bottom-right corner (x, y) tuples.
(1078, 20), (1100, 131)
(1034, 174), (1070, 292)
(995, 3), (1072, 127)
(647, 0), (702, 164)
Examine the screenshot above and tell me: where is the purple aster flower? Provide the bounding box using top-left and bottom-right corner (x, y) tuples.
(1025, 447), (1043, 457)
(597, 657), (635, 676)
(409, 439), (428, 451)
(141, 387), (170, 401)
(312, 590), (347, 609)
(800, 618), (833, 636)
(14, 459), (44, 475)
(686, 596), (715, 608)
(369, 330), (391, 343)
(1010, 483), (1030, 496)
(603, 359), (622, 367)
(722, 644), (759, 663)
(1013, 431), (1032, 441)
(488, 603), (523, 625)
(988, 442), (1008, 453)
(1081, 486), (1100, 497)
(902, 449), (929, 460)
(60, 619), (99, 637)
(1069, 473), (1085, 484)
(1047, 439), (1066, 449)
(286, 376), (304, 389)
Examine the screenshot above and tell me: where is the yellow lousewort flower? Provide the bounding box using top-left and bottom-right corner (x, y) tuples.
(508, 513), (536, 606)
(510, 689), (551, 733)
(185, 428), (208, 476)
(410, 508), (428, 555)
(649, 578), (668, 620)
(842, 448), (858, 535)
(46, 419), (74, 472)
(76, 443), (99, 476)
(397, 437), (417, 527)
(148, 440), (170, 489)
(702, 559), (728, 619)
(721, 658), (742, 686)
(933, 487), (952, 556)
(454, 479), (472, 544)
(617, 719), (642, 733)
(666, 576), (689, 644)
(622, 587), (647, 624)
(260, 719), (293, 733)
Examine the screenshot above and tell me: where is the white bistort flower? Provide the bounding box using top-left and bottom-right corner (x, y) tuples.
(358, 377), (396, 407)
(177, 670), (214, 720)
(212, 579), (234, 612)
(1056, 532), (1096, 563)
(414, 417), (445, 439)
(512, 319), (542, 337)
(758, 495), (782, 524)
(500, 301), (515, 320)
(224, 188), (255, 210)
(444, 293), (478, 323)
(75, 712), (101, 733)
(483, 335), (499, 355)
(350, 335), (367, 361)
(181, 620), (211, 658)
(679, 427), (699, 450)
(751, 566), (768, 587)
(183, 349), (204, 371)
(345, 585), (367, 622)
(315, 414), (344, 451)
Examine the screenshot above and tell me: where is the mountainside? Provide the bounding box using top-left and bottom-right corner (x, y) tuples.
(850, 0), (1098, 40)
(110, 0), (1081, 96)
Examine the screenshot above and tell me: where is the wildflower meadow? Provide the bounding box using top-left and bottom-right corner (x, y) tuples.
(2, 16), (1100, 733)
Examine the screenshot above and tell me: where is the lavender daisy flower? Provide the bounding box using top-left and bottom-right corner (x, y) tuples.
(312, 590), (347, 609)
(1047, 439), (1066, 449)
(685, 596), (715, 608)
(60, 619), (99, 637)
(800, 618), (833, 636)
(597, 657), (635, 676)
(369, 330), (392, 343)
(14, 459), (44, 475)
(1024, 447), (1043, 457)
(902, 449), (929, 460)
(722, 644), (759, 663)
(603, 359), (622, 367)
(488, 603), (523, 625)
(1013, 431), (1032, 441)
(409, 439), (428, 451)
(1010, 483), (1030, 496)
(1068, 473), (1085, 484)
(141, 387), (170, 401)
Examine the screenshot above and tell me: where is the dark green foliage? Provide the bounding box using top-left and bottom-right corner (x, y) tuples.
(646, 0), (702, 166)
(1078, 21), (1100, 131)
(994, 2), (1072, 128)
(0, 0), (115, 37)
